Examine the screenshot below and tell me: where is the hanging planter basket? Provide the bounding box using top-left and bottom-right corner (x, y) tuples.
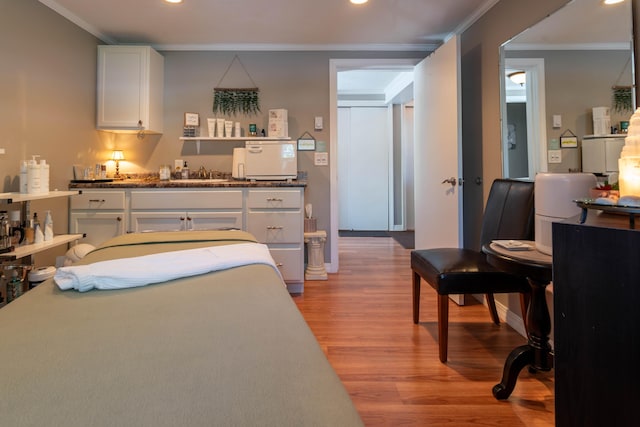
(612, 86), (633, 113)
(213, 88), (260, 116)
(212, 55), (260, 116)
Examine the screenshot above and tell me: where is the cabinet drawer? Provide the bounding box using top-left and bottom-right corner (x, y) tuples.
(70, 191), (125, 210)
(247, 211), (302, 243)
(247, 190), (302, 209)
(131, 190), (243, 210)
(269, 247), (303, 283)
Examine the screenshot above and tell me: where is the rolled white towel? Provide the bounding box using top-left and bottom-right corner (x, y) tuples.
(54, 243), (280, 292)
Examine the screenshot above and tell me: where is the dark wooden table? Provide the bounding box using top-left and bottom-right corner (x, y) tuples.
(482, 241), (553, 400)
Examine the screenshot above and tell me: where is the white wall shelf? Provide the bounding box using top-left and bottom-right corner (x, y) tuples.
(0, 190), (79, 204)
(0, 234), (84, 261)
(179, 137), (291, 141)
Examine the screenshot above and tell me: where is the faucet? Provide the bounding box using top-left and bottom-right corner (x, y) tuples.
(197, 166), (208, 179)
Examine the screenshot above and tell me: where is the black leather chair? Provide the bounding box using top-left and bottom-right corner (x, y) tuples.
(411, 179), (534, 363)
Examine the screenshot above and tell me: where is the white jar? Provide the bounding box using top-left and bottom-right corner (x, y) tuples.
(159, 165), (171, 181)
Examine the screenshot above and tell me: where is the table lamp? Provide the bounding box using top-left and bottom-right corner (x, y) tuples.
(111, 150), (125, 179)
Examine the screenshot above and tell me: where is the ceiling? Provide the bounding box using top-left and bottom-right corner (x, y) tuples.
(506, 0), (631, 50)
(38, 0), (497, 51)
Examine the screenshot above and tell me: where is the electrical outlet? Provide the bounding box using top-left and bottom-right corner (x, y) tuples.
(548, 149), (562, 164)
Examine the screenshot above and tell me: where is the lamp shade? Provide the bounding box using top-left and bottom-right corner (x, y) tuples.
(111, 150), (125, 161)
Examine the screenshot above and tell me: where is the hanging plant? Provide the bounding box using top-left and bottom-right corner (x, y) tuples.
(213, 87), (260, 116)
(212, 55), (260, 116)
(612, 86), (633, 113)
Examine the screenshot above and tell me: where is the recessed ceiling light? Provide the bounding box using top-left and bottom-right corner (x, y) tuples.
(350, 0), (369, 4)
(604, 0), (624, 5)
(165, 0), (183, 4)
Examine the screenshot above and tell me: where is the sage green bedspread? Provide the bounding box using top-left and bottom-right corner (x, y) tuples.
(0, 231), (363, 426)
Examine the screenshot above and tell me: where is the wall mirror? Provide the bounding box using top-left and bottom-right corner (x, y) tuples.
(499, 0), (633, 179)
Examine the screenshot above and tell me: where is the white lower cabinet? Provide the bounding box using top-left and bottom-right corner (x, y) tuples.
(69, 186), (305, 291)
(69, 190), (126, 247)
(130, 190), (243, 232)
(130, 211), (242, 232)
(246, 189), (304, 292)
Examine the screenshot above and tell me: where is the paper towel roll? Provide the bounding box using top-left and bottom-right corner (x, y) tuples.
(232, 148), (246, 179)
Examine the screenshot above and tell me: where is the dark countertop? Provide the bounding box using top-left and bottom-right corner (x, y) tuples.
(68, 178), (307, 189)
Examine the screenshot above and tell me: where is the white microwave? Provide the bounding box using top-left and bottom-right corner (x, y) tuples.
(244, 140), (297, 180)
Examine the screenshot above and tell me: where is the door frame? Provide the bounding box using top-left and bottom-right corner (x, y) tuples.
(500, 57), (548, 178)
(329, 58), (418, 273)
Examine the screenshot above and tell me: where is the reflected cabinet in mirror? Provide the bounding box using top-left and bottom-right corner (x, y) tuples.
(500, 0), (632, 179)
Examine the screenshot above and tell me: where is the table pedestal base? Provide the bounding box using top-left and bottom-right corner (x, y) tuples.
(493, 277), (553, 400)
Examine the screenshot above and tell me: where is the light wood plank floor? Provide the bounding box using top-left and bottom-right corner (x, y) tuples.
(292, 236), (554, 427)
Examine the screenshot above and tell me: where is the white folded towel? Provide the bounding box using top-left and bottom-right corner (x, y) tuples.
(54, 243), (281, 292)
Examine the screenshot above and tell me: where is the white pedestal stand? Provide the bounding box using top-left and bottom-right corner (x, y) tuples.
(304, 230), (327, 280)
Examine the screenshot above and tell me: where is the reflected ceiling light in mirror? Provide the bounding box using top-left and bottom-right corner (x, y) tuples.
(604, 0), (624, 4)
(508, 71), (526, 86)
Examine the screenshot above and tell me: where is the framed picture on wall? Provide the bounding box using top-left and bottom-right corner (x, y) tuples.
(560, 130), (578, 148)
(184, 112), (200, 127)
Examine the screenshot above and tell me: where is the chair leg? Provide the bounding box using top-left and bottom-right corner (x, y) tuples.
(486, 293), (500, 325)
(412, 271), (421, 324)
(520, 292), (530, 336)
(437, 294), (449, 363)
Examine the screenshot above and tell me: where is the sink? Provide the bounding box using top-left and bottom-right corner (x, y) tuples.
(169, 179), (228, 183)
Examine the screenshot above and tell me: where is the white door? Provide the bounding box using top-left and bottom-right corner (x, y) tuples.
(338, 106), (389, 230)
(414, 35), (462, 249)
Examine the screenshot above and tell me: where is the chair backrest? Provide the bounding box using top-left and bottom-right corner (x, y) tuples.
(479, 179), (535, 247)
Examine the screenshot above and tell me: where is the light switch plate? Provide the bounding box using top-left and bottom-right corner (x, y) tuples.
(314, 116), (323, 130)
(548, 149), (562, 163)
(552, 115), (562, 128)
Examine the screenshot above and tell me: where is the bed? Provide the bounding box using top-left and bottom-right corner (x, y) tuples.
(0, 231), (363, 426)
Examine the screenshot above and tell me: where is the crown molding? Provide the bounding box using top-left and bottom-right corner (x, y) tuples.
(504, 42), (632, 51)
(152, 43), (438, 52)
(38, 0), (116, 44)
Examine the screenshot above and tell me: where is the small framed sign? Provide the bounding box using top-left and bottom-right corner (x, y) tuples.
(297, 131), (316, 151)
(559, 129), (578, 148)
(184, 112), (200, 127)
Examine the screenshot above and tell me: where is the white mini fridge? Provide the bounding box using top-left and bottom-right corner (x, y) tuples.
(244, 140), (297, 180)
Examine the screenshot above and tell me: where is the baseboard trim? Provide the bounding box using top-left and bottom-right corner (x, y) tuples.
(473, 294), (526, 338)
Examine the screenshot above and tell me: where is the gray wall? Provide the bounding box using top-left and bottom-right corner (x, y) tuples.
(0, 0), (102, 266)
(0, 0), (424, 266)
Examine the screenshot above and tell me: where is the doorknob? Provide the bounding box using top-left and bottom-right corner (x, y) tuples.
(442, 177), (457, 186)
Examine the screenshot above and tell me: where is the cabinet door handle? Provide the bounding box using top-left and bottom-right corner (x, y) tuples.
(267, 226), (284, 230)
(89, 199), (105, 203)
(266, 198), (283, 202)
(116, 216), (122, 222)
(179, 216), (186, 221)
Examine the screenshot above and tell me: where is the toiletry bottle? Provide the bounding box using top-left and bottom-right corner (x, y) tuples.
(27, 155), (41, 194)
(19, 161), (28, 194)
(24, 217), (34, 244)
(181, 161), (190, 179)
(7, 269), (23, 303)
(40, 159), (50, 193)
(44, 210), (53, 241)
(33, 213), (43, 244)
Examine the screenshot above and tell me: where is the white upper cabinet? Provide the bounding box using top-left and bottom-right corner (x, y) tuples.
(97, 45), (164, 134)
